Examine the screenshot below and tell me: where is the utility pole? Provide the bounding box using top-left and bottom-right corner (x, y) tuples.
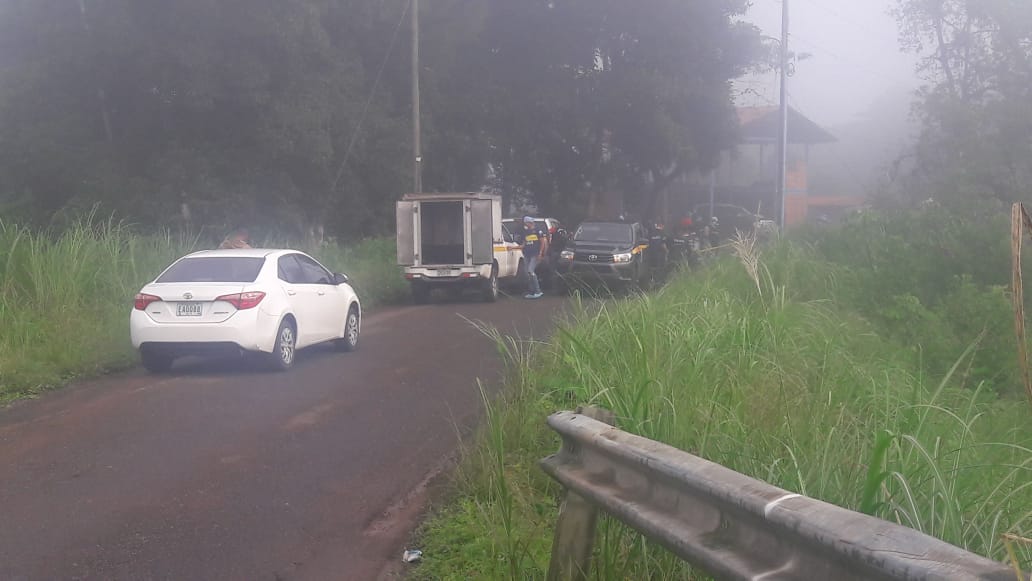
(777, 0), (789, 228)
(708, 169), (716, 223)
(411, 0), (423, 193)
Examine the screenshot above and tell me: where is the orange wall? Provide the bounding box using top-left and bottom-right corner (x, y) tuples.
(786, 194), (808, 226)
(784, 160), (809, 226)
(786, 160), (807, 193)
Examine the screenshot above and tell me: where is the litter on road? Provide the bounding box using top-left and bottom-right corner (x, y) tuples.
(402, 549), (423, 563)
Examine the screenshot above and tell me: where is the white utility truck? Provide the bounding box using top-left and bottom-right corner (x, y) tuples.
(396, 192), (524, 303)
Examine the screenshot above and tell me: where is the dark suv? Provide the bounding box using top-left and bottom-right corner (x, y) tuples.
(555, 221), (652, 290)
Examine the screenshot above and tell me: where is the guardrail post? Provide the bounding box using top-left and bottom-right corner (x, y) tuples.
(545, 406), (615, 581)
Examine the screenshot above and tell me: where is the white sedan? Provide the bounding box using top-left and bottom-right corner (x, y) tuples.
(130, 249), (361, 373)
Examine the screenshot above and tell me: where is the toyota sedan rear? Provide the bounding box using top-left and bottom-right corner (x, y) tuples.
(130, 249), (361, 372)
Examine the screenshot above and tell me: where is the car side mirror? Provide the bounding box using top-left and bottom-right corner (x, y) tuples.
(333, 273), (349, 285)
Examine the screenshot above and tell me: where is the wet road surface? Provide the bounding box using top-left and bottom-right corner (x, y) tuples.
(0, 295), (568, 580)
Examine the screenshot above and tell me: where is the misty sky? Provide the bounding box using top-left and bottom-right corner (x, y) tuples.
(738, 0), (921, 127)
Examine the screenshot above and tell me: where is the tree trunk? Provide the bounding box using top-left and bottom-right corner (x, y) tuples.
(641, 163), (686, 221)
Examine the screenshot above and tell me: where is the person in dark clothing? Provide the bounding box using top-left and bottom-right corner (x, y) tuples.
(517, 215), (548, 299)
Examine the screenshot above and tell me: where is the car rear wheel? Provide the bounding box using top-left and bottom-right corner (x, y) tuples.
(140, 348), (174, 374)
(268, 319), (296, 371)
(336, 306), (360, 352)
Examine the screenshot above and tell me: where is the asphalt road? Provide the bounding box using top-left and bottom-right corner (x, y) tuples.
(0, 294), (569, 581)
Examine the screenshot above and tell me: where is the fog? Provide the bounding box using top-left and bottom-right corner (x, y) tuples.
(735, 0), (924, 198)
(739, 0), (920, 126)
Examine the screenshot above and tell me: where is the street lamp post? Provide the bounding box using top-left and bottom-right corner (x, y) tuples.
(778, 0), (789, 229)
(412, 0), (423, 193)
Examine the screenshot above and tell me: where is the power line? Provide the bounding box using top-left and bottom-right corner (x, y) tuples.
(332, 0), (410, 191)
(734, 71), (781, 107)
(789, 32), (914, 86)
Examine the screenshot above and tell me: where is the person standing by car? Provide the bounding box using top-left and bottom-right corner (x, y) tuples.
(517, 215), (548, 299)
(219, 228), (252, 249)
(648, 222), (670, 278)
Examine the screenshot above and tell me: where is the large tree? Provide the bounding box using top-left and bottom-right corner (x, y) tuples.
(894, 0), (1032, 204)
(423, 0), (760, 221)
(0, 0), (760, 235)
(0, 0), (412, 238)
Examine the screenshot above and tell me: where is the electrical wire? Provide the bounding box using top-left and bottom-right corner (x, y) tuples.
(332, 0), (411, 191)
(788, 33), (914, 85)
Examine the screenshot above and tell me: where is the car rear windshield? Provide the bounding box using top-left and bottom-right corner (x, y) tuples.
(156, 257), (265, 283)
(574, 223), (632, 244)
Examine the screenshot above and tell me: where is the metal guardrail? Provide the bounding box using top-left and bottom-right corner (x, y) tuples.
(540, 409), (1021, 581)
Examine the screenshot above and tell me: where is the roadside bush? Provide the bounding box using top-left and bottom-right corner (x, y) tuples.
(0, 219), (402, 400)
(806, 201), (1012, 306)
(414, 247), (1032, 579)
(802, 205), (1022, 394)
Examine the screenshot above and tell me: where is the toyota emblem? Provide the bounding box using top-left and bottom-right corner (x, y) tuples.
(183, 292), (193, 300)
(588, 255), (598, 262)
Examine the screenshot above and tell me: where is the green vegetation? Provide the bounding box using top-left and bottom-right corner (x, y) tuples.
(0, 1), (760, 234)
(803, 202), (1018, 395)
(893, 0), (1032, 207)
(413, 211), (1032, 579)
(0, 219), (404, 401)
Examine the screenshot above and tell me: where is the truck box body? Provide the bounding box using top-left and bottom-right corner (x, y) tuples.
(396, 192), (501, 268)
(396, 192), (522, 302)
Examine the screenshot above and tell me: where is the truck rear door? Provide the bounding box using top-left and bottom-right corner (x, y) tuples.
(396, 201), (418, 266)
(469, 199), (494, 265)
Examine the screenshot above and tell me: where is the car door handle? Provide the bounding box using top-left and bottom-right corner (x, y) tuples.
(286, 289), (297, 296)
(317, 290), (326, 296)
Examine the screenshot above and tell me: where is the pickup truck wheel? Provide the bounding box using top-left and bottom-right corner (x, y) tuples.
(627, 266), (645, 293)
(482, 267), (499, 302)
(554, 275), (571, 296)
(412, 282), (431, 305)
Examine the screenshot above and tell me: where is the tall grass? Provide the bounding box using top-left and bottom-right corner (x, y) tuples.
(413, 238), (1032, 580)
(800, 204), (1022, 395)
(0, 218), (404, 400)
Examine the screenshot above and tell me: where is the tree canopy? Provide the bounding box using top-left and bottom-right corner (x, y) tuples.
(0, 0), (760, 238)
(894, 0), (1032, 205)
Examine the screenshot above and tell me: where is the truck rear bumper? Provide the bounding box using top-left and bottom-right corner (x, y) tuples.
(404, 264), (493, 283)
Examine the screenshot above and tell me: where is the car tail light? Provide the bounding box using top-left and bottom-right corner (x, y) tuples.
(549, 226), (557, 234)
(134, 293), (162, 310)
(216, 291), (266, 310)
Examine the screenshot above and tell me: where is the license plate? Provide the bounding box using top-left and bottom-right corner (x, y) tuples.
(435, 269), (458, 277)
(177, 303), (203, 317)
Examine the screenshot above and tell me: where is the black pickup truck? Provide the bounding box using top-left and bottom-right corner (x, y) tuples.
(555, 221), (653, 291)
